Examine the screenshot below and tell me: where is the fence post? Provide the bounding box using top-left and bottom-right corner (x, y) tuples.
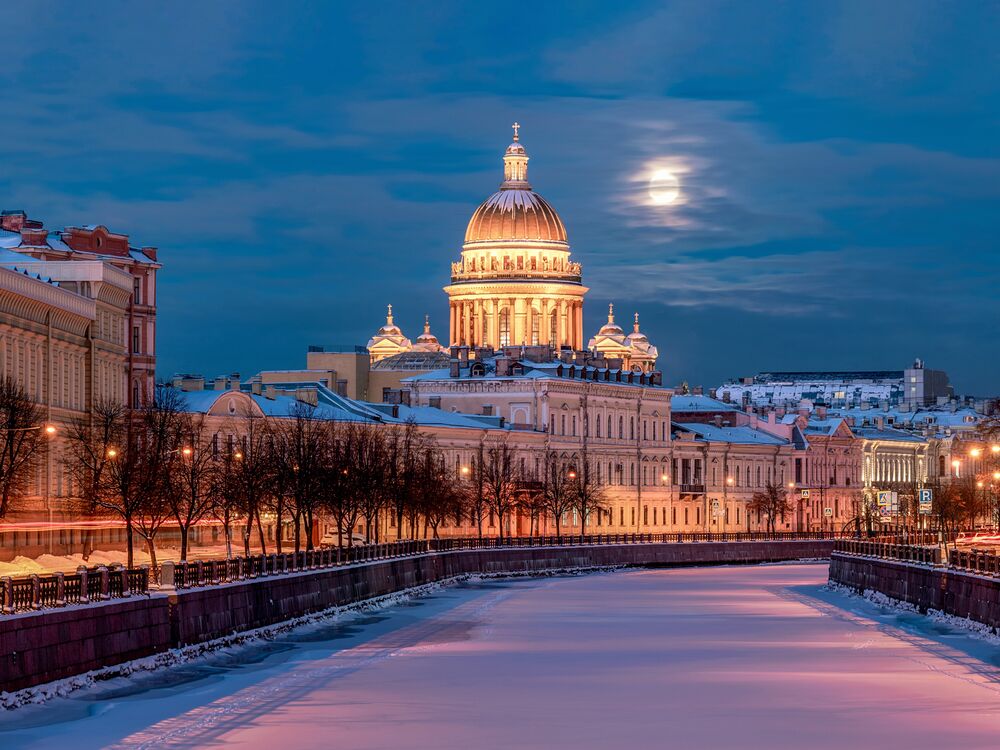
(30, 574), (41, 610)
(120, 564), (131, 597)
(78, 566), (90, 604)
(160, 561), (176, 590)
(0, 576), (12, 614)
(98, 566), (110, 600)
(54, 571), (66, 607)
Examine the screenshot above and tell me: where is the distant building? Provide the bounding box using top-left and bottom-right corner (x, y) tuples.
(716, 358), (952, 409)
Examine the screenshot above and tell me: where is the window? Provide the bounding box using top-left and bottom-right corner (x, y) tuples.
(132, 380), (140, 408)
(572, 415), (577, 436)
(618, 416), (624, 439)
(550, 312), (558, 345)
(132, 326), (140, 354)
(133, 277), (141, 305)
(531, 311), (540, 346)
(429, 396), (441, 409)
(499, 308), (510, 347)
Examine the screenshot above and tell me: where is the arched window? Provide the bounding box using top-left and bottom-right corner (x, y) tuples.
(550, 312), (558, 345)
(132, 380), (140, 408)
(618, 416), (624, 439)
(607, 415), (612, 437)
(531, 310), (540, 346)
(499, 308), (510, 347)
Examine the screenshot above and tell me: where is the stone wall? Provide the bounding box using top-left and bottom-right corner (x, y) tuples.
(2, 540), (831, 692)
(829, 552), (1000, 630)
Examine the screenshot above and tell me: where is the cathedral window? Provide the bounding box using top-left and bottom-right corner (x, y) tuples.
(531, 311), (540, 346)
(499, 308), (510, 347)
(550, 312), (558, 344)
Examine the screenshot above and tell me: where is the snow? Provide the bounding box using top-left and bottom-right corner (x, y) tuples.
(4, 564), (1000, 748)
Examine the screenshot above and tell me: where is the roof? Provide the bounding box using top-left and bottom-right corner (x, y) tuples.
(673, 422), (788, 446)
(370, 351), (451, 371)
(671, 394), (741, 412)
(406, 357), (664, 390)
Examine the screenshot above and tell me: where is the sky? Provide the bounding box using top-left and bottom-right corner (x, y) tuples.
(0, 1), (997, 393)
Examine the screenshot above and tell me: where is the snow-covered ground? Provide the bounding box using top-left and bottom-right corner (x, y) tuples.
(3, 563), (1000, 749)
(0, 544), (241, 577)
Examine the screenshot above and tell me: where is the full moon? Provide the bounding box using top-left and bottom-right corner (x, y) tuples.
(648, 169), (680, 205)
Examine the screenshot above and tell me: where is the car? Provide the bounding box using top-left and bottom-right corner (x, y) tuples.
(319, 530), (368, 548)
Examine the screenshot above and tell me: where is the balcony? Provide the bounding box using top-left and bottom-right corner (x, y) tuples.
(679, 483), (705, 494)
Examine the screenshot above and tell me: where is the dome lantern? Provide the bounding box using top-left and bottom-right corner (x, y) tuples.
(502, 122), (530, 187)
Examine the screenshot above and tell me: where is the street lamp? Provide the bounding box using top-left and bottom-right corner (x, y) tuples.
(568, 470), (577, 480)
(970, 448), (982, 458)
(460, 465), (470, 476)
(106, 447), (118, 459)
(991, 445), (1000, 455)
(233, 451), (243, 460)
(726, 476), (734, 486)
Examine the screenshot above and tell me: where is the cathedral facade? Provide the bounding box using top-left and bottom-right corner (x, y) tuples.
(368, 124), (660, 370)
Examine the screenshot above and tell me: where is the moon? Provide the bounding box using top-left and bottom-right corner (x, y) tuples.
(648, 169), (680, 205)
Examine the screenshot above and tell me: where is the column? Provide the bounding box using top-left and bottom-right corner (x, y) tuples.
(559, 300), (568, 347)
(573, 302), (583, 350)
(449, 302), (457, 346)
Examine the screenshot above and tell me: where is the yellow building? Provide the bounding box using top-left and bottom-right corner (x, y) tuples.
(444, 124), (588, 351)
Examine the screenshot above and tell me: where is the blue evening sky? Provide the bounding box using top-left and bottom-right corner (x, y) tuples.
(0, 2), (996, 393)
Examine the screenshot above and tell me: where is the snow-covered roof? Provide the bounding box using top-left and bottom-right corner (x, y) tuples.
(671, 394), (741, 412)
(673, 422), (788, 446)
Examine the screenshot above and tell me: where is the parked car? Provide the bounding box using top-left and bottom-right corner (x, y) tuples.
(319, 531), (368, 548)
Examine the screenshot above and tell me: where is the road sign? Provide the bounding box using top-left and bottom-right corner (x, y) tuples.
(918, 488), (933, 515)
(800, 489), (811, 499)
(823, 507), (833, 517)
(877, 490), (899, 517)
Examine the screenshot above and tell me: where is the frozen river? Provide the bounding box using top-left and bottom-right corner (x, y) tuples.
(4, 563), (1000, 749)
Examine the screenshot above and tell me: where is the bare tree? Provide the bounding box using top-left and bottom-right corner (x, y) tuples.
(318, 422), (361, 553)
(748, 480), (793, 534)
(274, 403), (330, 551)
(537, 449), (575, 540)
(463, 439), (488, 540)
(222, 406), (274, 556)
(482, 437), (521, 543)
(168, 413), (218, 561)
(63, 399), (145, 566)
(0, 376), (47, 518)
(571, 453), (609, 541)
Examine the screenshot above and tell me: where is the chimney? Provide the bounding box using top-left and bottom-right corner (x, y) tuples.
(213, 376), (227, 391)
(230, 373), (241, 392)
(251, 381), (262, 396)
(495, 357), (511, 377)
(458, 346), (470, 364)
(265, 385), (276, 400)
(140, 246), (157, 262)
(816, 405), (828, 420)
(713, 415), (723, 428)
(875, 416), (885, 430)
(449, 359), (460, 378)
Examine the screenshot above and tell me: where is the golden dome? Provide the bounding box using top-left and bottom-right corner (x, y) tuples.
(464, 189), (567, 244)
(463, 123), (568, 245)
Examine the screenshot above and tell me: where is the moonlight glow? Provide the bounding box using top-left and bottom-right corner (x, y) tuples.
(648, 169), (680, 205)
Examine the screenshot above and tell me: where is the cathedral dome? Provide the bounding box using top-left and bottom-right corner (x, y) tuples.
(463, 123), (568, 246)
(464, 189), (567, 244)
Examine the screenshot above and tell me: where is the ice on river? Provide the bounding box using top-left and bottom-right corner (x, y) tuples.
(3, 563), (1000, 749)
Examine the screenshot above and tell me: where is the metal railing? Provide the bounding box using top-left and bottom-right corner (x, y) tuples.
(833, 539), (942, 565)
(0, 564), (149, 614)
(1, 531), (842, 614)
(948, 548), (1000, 578)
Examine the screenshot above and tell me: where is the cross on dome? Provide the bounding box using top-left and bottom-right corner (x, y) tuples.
(634, 312), (640, 333)
(608, 303), (615, 323)
(386, 304), (394, 325)
(512, 122), (520, 141)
